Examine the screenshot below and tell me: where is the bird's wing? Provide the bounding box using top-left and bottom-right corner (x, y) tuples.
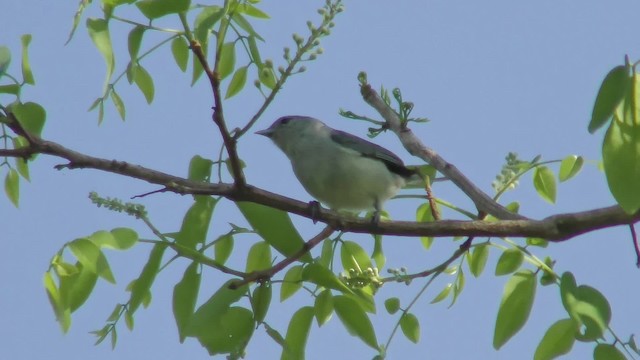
(330, 129), (415, 177)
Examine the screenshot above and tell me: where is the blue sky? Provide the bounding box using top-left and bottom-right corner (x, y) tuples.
(2, 1), (640, 359)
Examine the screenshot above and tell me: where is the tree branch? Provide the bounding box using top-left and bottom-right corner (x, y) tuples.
(359, 81), (525, 221)
(3, 113), (639, 241)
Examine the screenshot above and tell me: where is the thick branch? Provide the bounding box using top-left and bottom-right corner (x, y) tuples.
(3, 118), (638, 241)
(360, 83), (525, 221)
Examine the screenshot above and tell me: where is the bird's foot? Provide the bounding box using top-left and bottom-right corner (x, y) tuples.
(309, 201), (322, 224)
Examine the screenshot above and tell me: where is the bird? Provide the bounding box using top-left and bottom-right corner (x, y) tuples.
(256, 115), (418, 220)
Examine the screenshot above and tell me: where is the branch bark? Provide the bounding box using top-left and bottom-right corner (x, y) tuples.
(2, 113), (638, 242)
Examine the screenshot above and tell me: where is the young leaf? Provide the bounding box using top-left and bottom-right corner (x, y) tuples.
(251, 282), (272, 324)
(173, 261), (201, 343)
(20, 34), (34, 84)
(11, 101), (46, 136)
(225, 66), (247, 99)
(340, 240), (372, 273)
(218, 42), (236, 80)
(185, 280), (248, 338)
(602, 97), (640, 213)
(533, 166), (556, 204)
(533, 318), (577, 360)
(280, 265), (303, 302)
(133, 64), (154, 104)
(495, 248), (524, 276)
(593, 344), (626, 360)
(175, 196), (216, 249)
(430, 283), (453, 304)
(416, 203), (435, 249)
(68, 238), (115, 283)
(239, 3), (270, 19)
(314, 289), (333, 326)
(334, 295), (379, 350)
(110, 88), (126, 120)
(59, 262), (99, 312)
(301, 263), (352, 294)
(468, 243), (489, 277)
(281, 306), (314, 360)
(0, 45), (11, 77)
(214, 234), (234, 265)
(384, 297), (400, 314)
(558, 155), (584, 182)
(560, 272), (611, 341)
(129, 243), (167, 313)
(371, 234), (385, 269)
(246, 241), (272, 273)
(136, 0), (190, 19)
(493, 270), (536, 349)
(86, 18), (114, 86)
(4, 169), (19, 207)
(400, 313), (420, 344)
(237, 201), (311, 262)
(187, 155), (213, 182)
(127, 26), (145, 60)
(171, 36), (189, 72)
(589, 65), (630, 133)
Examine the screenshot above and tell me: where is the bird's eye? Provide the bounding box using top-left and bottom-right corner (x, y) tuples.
(279, 117), (291, 125)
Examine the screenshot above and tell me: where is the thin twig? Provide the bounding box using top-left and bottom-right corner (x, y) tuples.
(630, 223), (640, 267)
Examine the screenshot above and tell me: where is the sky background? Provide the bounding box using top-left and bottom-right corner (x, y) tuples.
(2, 1), (640, 359)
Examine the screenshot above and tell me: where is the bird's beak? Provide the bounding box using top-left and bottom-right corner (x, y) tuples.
(255, 128), (274, 137)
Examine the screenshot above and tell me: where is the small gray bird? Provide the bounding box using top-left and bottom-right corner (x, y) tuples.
(256, 116), (417, 217)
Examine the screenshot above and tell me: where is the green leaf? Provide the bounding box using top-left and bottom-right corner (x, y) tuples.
(559, 272), (611, 341)
(430, 284), (452, 304)
(133, 64), (154, 104)
(416, 202), (437, 249)
(314, 289), (333, 326)
(333, 295), (379, 350)
(44, 271), (71, 332)
(318, 238), (334, 268)
(12, 136), (30, 180)
(195, 306), (255, 355)
(20, 34), (34, 85)
(589, 65), (630, 133)
(109, 228), (139, 250)
(281, 306), (314, 360)
(136, 0), (190, 19)
(258, 65), (277, 89)
(302, 263), (352, 294)
(173, 261), (201, 342)
(371, 234), (385, 269)
(225, 66), (248, 99)
(68, 238), (115, 283)
(129, 243), (167, 313)
(280, 265), (303, 302)
(0, 84), (20, 94)
(593, 344), (626, 360)
(495, 248), (524, 276)
(86, 18), (114, 90)
(127, 26), (145, 60)
(171, 36), (189, 72)
(239, 3), (270, 19)
(246, 241), (272, 272)
(340, 240), (372, 273)
(187, 155), (213, 182)
(214, 234), (234, 265)
(0, 45), (11, 77)
(533, 318), (577, 360)
(237, 201), (311, 262)
(533, 166), (556, 204)
(110, 88), (126, 120)
(186, 280), (248, 338)
(384, 297), (400, 314)
(230, 13), (263, 41)
(194, 6), (225, 44)
(59, 262), (99, 312)
(251, 282), (272, 324)
(558, 155), (584, 182)
(11, 101), (46, 136)
(493, 270), (536, 349)
(400, 313), (420, 344)
(527, 237), (548, 248)
(468, 243), (489, 277)
(247, 35), (262, 66)
(176, 196), (216, 249)
(602, 91), (640, 213)
(218, 42), (236, 80)
(4, 169), (19, 207)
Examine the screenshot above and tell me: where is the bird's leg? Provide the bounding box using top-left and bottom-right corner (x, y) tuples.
(308, 200), (322, 224)
(370, 198), (381, 226)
